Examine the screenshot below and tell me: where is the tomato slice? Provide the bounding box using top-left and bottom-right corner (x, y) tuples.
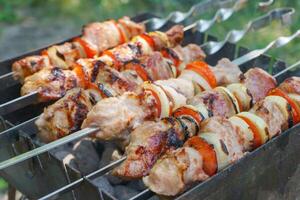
(185, 136), (217, 176)
(173, 106), (203, 126)
(41, 49), (48, 57)
(124, 62), (150, 81)
(72, 64), (89, 87)
(111, 20), (127, 44)
(86, 82), (107, 98)
(237, 115), (262, 148)
(268, 88), (300, 124)
(186, 61), (217, 88)
(102, 50), (122, 71)
(145, 88), (161, 118)
(140, 33), (155, 49)
(73, 37), (98, 58)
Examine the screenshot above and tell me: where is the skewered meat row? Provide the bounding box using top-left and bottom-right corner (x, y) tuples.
(21, 25), (185, 102)
(67, 59), (242, 142)
(12, 17), (145, 82)
(112, 67), (276, 179)
(35, 44), (205, 142)
(143, 77), (300, 196)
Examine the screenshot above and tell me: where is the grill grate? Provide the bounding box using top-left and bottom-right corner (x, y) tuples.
(0, 9), (300, 200)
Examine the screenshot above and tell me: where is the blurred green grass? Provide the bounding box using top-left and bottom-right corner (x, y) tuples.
(0, 0), (300, 192)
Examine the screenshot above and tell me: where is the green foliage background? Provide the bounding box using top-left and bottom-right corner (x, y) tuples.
(0, 0), (300, 192)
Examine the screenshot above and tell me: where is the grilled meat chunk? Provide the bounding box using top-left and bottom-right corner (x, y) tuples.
(81, 92), (152, 140)
(279, 76), (300, 95)
(143, 147), (208, 196)
(36, 88), (102, 142)
(12, 55), (51, 83)
(189, 90), (236, 118)
(21, 67), (82, 102)
(210, 58), (242, 85)
(242, 67), (277, 103)
(82, 16), (145, 53)
(250, 96), (291, 138)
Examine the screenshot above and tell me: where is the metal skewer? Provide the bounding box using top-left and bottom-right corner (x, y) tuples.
(0, 0), (247, 117)
(0, 7), (293, 144)
(1, 28), (300, 174)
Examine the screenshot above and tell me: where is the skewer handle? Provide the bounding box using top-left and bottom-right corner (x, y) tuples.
(201, 7), (294, 55)
(183, 0), (247, 33)
(143, 0), (234, 30)
(233, 30), (300, 66)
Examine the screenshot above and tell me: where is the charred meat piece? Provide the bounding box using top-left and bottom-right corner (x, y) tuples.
(143, 146), (208, 196)
(12, 55), (51, 83)
(21, 67), (82, 102)
(243, 67), (277, 103)
(279, 76), (300, 95)
(36, 87), (102, 142)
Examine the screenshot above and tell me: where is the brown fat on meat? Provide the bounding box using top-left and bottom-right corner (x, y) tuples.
(81, 92), (153, 140)
(21, 67), (80, 102)
(188, 90), (236, 118)
(200, 117), (244, 162)
(143, 146), (208, 196)
(250, 98), (289, 138)
(210, 58), (242, 86)
(35, 88), (94, 142)
(243, 67), (277, 103)
(12, 55), (51, 82)
(279, 76), (300, 95)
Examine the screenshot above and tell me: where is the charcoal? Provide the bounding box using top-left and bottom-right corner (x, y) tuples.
(72, 138), (100, 174)
(105, 174), (125, 185)
(93, 176), (115, 196)
(114, 185), (139, 200)
(127, 180), (146, 191)
(98, 142), (118, 168)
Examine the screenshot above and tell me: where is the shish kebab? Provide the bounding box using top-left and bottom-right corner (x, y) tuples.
(6, 0), (242, 85)
(112, 65), (283, 179)
(0, 0), (246, 116)
(0, 30), (299, 171)
(40, 62), (300, 199)
(143, 75), (300, 196)
(4, 8), (292, 142)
